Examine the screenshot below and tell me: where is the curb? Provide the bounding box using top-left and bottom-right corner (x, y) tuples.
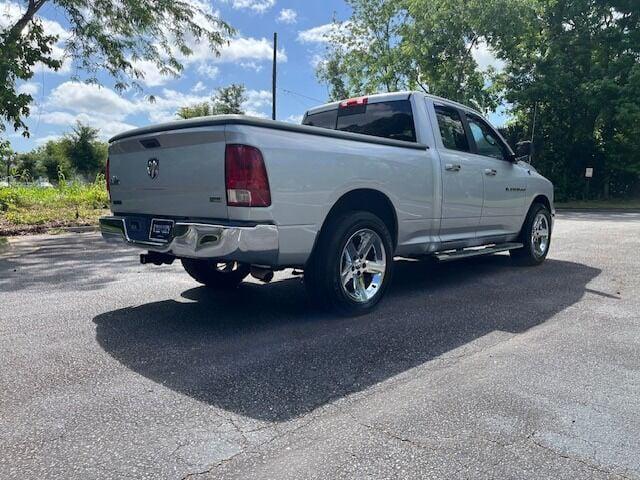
(50, 225), (99, 234)
(556, 208), (640, 213)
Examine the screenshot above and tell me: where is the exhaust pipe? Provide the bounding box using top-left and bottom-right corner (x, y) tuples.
(250, 265), (274, 283)
(140, 252), (175, 266)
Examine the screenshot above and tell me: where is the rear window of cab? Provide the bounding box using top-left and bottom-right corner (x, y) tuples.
(302, 100), (417, 143)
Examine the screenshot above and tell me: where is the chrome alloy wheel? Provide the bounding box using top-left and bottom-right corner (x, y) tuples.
(340, 228), (387, 303)
(531, 212), (550, 257)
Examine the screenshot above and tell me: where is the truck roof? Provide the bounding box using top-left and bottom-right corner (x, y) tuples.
(304, 91), (483, 117)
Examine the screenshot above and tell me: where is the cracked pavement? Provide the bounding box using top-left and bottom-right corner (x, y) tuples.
(1, 211), (639, 479)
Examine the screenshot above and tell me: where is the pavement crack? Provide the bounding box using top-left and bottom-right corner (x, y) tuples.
(529, 437), (632, 479)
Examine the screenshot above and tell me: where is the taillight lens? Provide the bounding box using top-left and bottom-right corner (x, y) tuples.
(106, 156), (110, 198)
(225, 144), (271, 207)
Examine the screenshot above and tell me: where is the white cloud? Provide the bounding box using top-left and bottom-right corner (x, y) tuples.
(17, 82), (39, 96)
(39, 111), (137, 139)
(277, 8), (297, 24)
(131, 59), (174, 87)
(224, 0), (275, 13)
(310, 54), (325, 69)
(47, 82), (135, 121)
(218, 36), (287, 63)
(196, 64), (220, 79)
(38, 81), (275, 141)
(240, 61), (264, 72)
(285, 114), (303, 124)
(297, 23), (335, 43)
(244, 90), (272, 111)
(471, 40), (506, 72)
(191, 81), (207, 93)
(35, 134), (62, 145)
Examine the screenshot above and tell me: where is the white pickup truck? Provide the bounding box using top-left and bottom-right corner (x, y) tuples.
(100, 91), (554, 315)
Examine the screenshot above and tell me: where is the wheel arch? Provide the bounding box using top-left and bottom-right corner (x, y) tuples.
(530, 194), (552, 213)
(308, 188), (399, 265)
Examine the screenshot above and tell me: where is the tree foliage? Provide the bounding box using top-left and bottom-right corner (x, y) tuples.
(318, 0), (640, 199)
(318, 0), (498, 110)
(64, 123), (106, 178)
(0, 0), (234, 137)
(485, 0), (640, 199)
(177, 84), (247, 119)
(317, 1), (411, 101)
(12, 122), (107, 182)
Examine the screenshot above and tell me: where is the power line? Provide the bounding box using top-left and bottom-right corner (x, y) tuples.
(280, 88), (324, 105)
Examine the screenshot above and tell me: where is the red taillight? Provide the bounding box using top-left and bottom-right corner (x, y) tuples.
(225, 144), (271, 207)
(106, 156), (110, 198)
(340, 96), (368, 108)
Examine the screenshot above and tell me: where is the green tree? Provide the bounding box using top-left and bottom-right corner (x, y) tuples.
(403, 0), (499, 111)
(177, 84), (247, 119)
(64, 123), (107, 179)
(212, 84), (247, 115)
(177, 102), (214, 120)
(483, 0), (640, 199)
(317, 0), (497, 110)
(14, 150), (41, 180)
(1, 0), (233, 137)
(317, 1), (412, 100)
(37, 139), (72, 181)
(0, 140), (13, 180)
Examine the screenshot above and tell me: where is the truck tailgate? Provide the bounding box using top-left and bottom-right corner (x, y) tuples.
(108, 128), (228, 219)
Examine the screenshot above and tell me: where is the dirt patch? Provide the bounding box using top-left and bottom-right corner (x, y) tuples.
(0, 217), (100, 237)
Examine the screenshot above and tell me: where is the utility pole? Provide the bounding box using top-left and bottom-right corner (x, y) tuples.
(5, 153), (10, 184)
(272, 32), (277, 121)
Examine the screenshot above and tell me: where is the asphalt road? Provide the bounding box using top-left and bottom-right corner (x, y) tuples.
(1, 212), (639, 479)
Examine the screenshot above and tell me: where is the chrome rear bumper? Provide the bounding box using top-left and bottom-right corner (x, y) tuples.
(99, 216), (279, 265)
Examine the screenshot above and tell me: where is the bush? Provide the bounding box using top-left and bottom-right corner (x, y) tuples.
(0, 176), (109, 227)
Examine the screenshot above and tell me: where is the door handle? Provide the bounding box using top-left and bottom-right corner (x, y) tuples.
(484, 168), (497, 176)
(445, 163), (461, 172)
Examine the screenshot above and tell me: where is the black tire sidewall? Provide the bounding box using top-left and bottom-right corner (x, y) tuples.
(182, 258), (250, 288)
(311, 211), (394, 316)
(517, 203), (552, 264)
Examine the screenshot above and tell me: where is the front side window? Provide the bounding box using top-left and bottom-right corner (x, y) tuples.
(434, 105), (469, 152)
(466, 114), (507, 161)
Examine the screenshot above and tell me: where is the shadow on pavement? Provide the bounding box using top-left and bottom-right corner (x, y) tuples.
(94, 256), (600, 422)
(0, 234), (137, 292)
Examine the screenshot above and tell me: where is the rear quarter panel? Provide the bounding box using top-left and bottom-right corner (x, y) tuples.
(225, 124), (439, 265)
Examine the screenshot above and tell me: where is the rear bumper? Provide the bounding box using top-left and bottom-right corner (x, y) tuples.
(99, 216), (279, 266)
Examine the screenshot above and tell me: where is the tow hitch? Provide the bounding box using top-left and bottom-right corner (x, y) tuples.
(140, 252), (175, 266)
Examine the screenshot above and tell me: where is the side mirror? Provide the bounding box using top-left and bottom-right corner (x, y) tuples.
(515, 140), (532, 159)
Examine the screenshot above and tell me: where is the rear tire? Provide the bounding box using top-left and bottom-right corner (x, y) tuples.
(181, 259), (250, 288)
(510, 203), (552, 266)
(305, 211), (394, 316)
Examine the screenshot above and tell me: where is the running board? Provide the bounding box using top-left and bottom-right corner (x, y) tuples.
(435, 242), (523, 262)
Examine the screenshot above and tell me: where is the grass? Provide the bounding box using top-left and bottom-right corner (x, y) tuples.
(555, 199), (640, 210)
(0, 177), (109, 236)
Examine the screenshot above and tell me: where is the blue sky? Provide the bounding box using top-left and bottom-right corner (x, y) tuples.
(2, 0), (505, 152)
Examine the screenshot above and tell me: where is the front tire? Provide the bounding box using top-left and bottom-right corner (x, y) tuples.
(510, 203), (552, 266)
(181, 259), (250, 289)
(305, 211), (394, 316)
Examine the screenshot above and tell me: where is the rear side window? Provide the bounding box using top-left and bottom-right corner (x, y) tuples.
(336, 100), (416, 142)
(303, 109), (338, 129)
(434, 105), (469, 152)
